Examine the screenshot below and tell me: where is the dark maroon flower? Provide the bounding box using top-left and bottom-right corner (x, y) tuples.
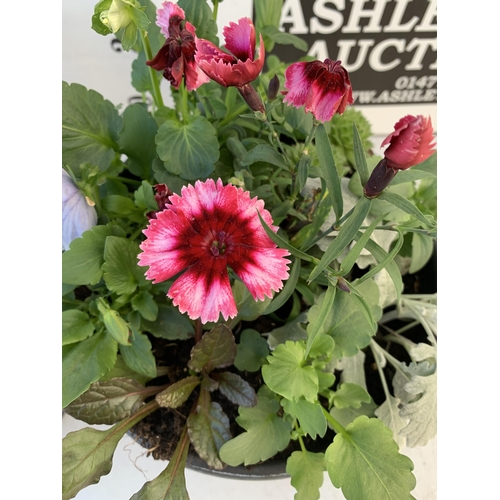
(282, 59), (353, 122)
(147, 184), (174, 219)
(146, 1), (209, 91)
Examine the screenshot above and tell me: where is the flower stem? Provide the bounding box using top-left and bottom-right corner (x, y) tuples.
(139, 29), (164, 110)
(321, 407), (346, 435)
(195, 318), (203, 344)
(180, 79), (189, 122)
(212, 0), (219, 21)
(218, 104), (248, 128)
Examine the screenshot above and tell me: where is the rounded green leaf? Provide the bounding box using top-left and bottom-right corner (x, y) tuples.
(62, 310), (95, 345)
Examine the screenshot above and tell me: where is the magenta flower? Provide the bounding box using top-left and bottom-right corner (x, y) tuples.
(381, 115), (436, 170)
(364, 115), (436, 198)
(138, 179), (291, 324)
(146, 1), (209, 91)
(62, 169), (97, 251)
(282, 59), (353, 123)
(195, 17), (265, 88)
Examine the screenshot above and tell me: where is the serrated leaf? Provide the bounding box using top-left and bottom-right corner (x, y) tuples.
(374, 395), (409, 448)
(282, 398), (327, 439)
(62, 402), (155, 500)
(307, 281), (378, 359)
(337, 350), (367, 390)
(219, 397), (292, 466)
(286, 451), (325, 500)
(62, 82), (122, 171)
(234, 329), (269, 372)
(62, 310), (95, 345)
(130, 426), (190, 500)
(142, 303), (194, 340)
(62, 332), (118, 408)
(131, 290), (158, 321)
(241, 144), (288, 170)
(64, 377), (149, 425)
(102, 236), (148, 295)
(156, 376), (200, 409)
(119, 330), (157, 378)
(187, 398), (231, 469)
(188, 325), (236, 373)
(214, 371), (257, 407)
(134, 181), (159, 213)
(325, 416), (416, 500)
(267, 312), (308, 349)
(332, 383), (371, 409)
(262, 340), (318, 402)
(62, 225), (118, 285)
(155, 116), (220, 180)
(397, 371), (437, 447)
(329, 400), (377, 428)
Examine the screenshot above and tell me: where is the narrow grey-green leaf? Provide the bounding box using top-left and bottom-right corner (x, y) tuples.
(286, 451), (326, 500)
(308, 197), (372, 283)
(188, 324), (237, 373)
(352, 123), (369, 186)
(261, 25), (308, 51)
(325, 416), (416, 500)
(215, 371), (257, 407)
(378, 191), (436, 227)
(64, 377), (151, 425)
(63, 402), (156, 500)
(156, 376), (200, 409)
(62, 332), (118, 408)
(62, 310), (95, 345)
(263, 257), (301, 315)
(130, 425), (190, 500)
(156, 116), (219, 180)
(62, 82), (122, 171)
(316, 123), (343, 222)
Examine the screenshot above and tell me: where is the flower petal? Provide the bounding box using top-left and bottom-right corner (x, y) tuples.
(222, 17), (255, 61)
(156, 1), (185, 37)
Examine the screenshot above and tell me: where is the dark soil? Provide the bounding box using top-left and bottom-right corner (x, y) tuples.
(130, 248), (436, 471)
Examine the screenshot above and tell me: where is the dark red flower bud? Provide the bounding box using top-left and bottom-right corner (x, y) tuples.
(237, 83), (265, 113)
(267, 74), (280, 101)
(363, 158), (398, 199)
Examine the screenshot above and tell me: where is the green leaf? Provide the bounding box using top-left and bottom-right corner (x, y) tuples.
(329, 400), (377, 428)
(282, 398), (327, 439)
(409, 233), (434, 273)
(188, 324), (237, 373)
(325, 416), (416, 500)
(232, 279), (273, 321)
(131, 290), (158, 321)
(62, 310), (95, 345)
(177, 0), (218, 44)
(308, 197), (372, 283)
(234, 328), (269, 372)
(156, 116), (220, 180)
(156, 376), (200, 408)
(62, 82), (122, 171)
(130, 426), (190, 500)
(307, 282), (378, 359)
(62, 225), (119, 285)
(241, 144), (288, 169)
(262, 341), (318, 402)
(187, 396), (231, 469)
(352, 123), (369, 186)
(62, 332), (118, 408)
(119, 330), (156, 378)
(102, 236), (148, 295)
(267, 312), (308, 349)
(286, 451), (326, 500)
(214, 371), (257, 407)
(331, 383), (371, 409)
(134, 181), (159, 213)
(219, 397), (292, 466)
(64, 377), (150, 425)
(378, 191), (436, 227)
(263, 257), (300, 315)
(316, 123), (343, 222)
(118, 102), (158, 178)
(141, 303), (194, 340)
(261, 25), (308, 51)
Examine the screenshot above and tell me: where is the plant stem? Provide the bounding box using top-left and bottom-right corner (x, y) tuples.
(195, 319), (203, 344)
(321, 407), (346, 435)
(106, 175), (142, 186)
(212, 0), (219, 21)
(180, 79), (189, 122)
(139, 29), (164, 110)
(369, 341), (392, 401)
(218, 104), (248, 128)
(371, 339), (411, 381)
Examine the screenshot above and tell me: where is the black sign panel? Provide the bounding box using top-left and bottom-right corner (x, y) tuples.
(269, 0), (437, 106)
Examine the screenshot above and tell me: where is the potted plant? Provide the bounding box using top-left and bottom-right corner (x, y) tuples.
(62, 1), (437, 499)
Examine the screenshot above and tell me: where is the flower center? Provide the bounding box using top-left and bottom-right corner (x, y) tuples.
(209, 231), (228, 256)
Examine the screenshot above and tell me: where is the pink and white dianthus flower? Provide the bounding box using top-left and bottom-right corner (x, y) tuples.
(138, 179), (291, 324)
(146, 1), (209, 91)
(283, 59), (353, 123)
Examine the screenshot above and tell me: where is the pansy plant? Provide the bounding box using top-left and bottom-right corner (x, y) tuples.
(62, 1), (437, 500)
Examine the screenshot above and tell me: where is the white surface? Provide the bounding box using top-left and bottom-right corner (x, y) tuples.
(62, 412), (436, 500)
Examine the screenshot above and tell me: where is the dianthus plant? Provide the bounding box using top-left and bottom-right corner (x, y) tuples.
(62, 1), (437, 500)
